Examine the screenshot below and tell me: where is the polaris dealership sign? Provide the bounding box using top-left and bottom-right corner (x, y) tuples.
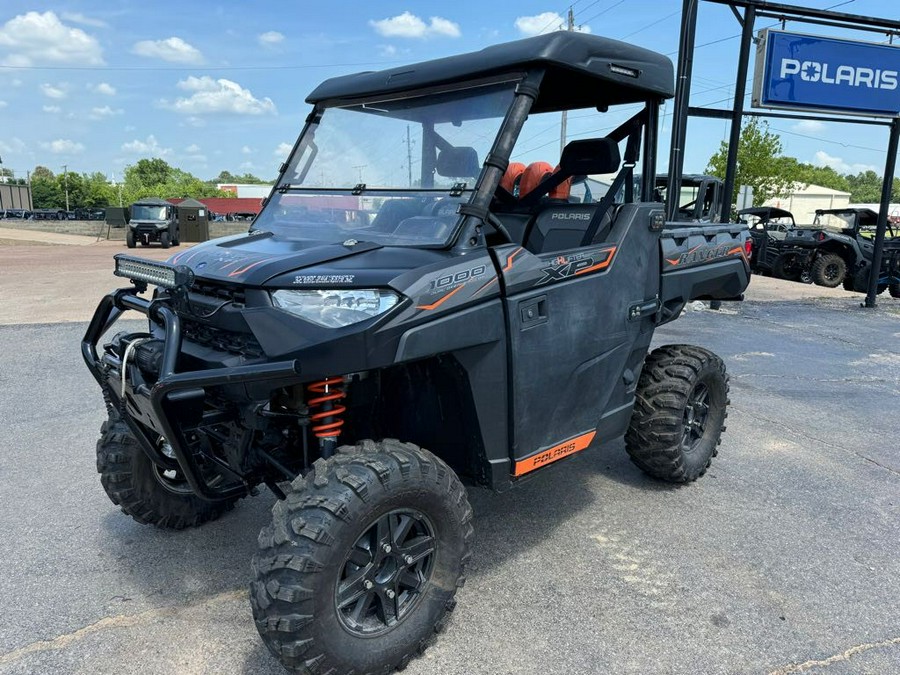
(752, 29), (900, 118)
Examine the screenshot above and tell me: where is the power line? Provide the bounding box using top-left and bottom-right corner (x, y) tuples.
(0, 59), (404, 72)
(619, 9), (682, 40)
(578, 0), (627, 26)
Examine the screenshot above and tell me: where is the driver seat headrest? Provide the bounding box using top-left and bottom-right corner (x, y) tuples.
(520, 162), (571, 201)
(501, 162), (526, 196)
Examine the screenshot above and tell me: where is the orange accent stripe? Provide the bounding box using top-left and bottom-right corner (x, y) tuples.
(416, 285), (464, 311)
(727, 246), (743, 255)
(503, 247), (524, 272)
(227, 259), (269, 277)
(472, 276), (499, 297)
(514, 431), (596, 477)
(574, 246), (617, 276)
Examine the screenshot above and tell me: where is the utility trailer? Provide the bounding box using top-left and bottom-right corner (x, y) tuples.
(82, 32), (750, 674)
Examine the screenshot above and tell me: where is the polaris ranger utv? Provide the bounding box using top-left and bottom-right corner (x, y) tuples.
(127, 197), (180, 249)
(82, 33), (750, 674)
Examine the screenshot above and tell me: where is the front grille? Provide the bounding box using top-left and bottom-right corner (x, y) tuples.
(190, 280), (247, 307)
(181, 318), (263, 358)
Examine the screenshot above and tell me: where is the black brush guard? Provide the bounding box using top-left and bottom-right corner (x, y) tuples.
(81, 288), (302, 501)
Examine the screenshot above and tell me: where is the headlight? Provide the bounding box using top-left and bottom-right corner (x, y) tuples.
(271, 289), (401, 328)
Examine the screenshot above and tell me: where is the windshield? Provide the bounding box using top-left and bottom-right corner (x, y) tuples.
(132, 205), (167, 221)
(254, 80), (517, 247)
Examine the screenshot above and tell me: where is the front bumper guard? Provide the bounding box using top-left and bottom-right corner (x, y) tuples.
(82, 288), (302, 501)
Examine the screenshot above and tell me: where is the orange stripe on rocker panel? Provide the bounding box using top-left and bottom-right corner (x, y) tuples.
(416, 285), (464, 311)
(514, 431), (596, 477)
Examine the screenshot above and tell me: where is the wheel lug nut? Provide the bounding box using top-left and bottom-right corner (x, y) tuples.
(386, 589), (395, 599)
(382, 544), (392, 553)
(364, 580), (373, 590)
(404, 555), (414, 565)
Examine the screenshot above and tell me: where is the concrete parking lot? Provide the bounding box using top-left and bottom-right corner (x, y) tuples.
(1, 236), (899, 674)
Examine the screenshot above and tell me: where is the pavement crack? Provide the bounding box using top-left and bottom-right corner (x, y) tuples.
(0, 589), (247, 666)
(731, 406), (900, 478)
(768, 635), (900, 673)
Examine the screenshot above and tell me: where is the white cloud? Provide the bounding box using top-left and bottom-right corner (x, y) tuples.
(132, 37), (203, 64)
(185, 116), (205, 128)
(240, 161), (256, 170)
(186, 143), (201, 153)
(92, 82), (116, 96)
(514, 12), (590, 37)
(258, 31), (284, 46)
(89, 105), (123, 119)
(40, 83), (67, 99)
(242, 145), (253, 154)
(0, 100), (6, 109)
(274, 142), (293, 159)
(186, 153), (207, 163)
(11, 78), (22, 87)
(42, 105), (61, 113)
(121, 135), (172, 156)
(41, 139), (85, 154)
(792, 119), (826, 134)
(0, 137), (27, 155)
(0, 11), (104, 67)
(813, 150), (877, 175)
(60, 12), (107, 28)
(370, 12), (461, 39)
(162, 76), (276, 115)
(378, 44), (397, 56)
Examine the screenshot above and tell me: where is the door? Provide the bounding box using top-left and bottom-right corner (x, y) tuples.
(496, 204), (662, 477)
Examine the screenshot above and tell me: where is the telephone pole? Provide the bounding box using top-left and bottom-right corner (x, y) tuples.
(62, 164), (69, 211)
(560, 6), (575, 155)
(405, 125), (414, 187)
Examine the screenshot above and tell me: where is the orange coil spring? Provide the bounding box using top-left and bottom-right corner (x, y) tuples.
(306, 377), (347, 438)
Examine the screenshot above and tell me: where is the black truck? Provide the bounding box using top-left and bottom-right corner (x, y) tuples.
(82, 32), (750, 674)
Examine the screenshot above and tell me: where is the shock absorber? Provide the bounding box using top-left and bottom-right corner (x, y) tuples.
(306, 377), (346, 458)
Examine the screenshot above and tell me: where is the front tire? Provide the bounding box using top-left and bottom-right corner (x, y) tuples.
(772, 252), (803, 282)
(251, 439), (473, 674)
(126, 230), (136, 248)
(625, 345), (729, 483)
(159, 231), (171, 249)
(890, 281), (900, 299)
(810, 253), (846, 288)
(96, 416), (238, 529)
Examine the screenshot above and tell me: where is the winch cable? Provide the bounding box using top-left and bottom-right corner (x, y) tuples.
(121, 336), (154, 398)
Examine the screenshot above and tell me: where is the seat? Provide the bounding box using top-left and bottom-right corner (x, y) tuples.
(500, 162), (526, 196)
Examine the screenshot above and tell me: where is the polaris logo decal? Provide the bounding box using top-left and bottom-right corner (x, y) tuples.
(779, 59), (898, 90)
(550, 212), (591, 221)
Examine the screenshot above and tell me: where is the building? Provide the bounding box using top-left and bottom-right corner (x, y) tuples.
(764, 183), (851, 224)
(168, 197), (264, 217)
(216, 183), (273, 199)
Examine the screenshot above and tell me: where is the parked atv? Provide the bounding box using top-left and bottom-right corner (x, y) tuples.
(82, 32), (750, 674)
(779, 208), (894, 288)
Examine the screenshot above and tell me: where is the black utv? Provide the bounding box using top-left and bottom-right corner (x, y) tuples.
(656, 174), (724, 222)
(778, 208), (895, 289)
(127, 198), (180, 248)
(82, 33), (750, 674)
(739, 206), (796, 276)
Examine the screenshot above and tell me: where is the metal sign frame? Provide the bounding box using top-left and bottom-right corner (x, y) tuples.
(667, 0), (900, 308)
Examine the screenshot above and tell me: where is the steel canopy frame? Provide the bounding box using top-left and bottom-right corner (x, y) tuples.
(667, 0), (900, 308)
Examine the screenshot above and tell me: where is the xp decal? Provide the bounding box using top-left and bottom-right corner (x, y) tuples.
(536, 246), (617, 286)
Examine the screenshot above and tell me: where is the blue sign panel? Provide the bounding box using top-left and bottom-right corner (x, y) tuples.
(752, 30), (900, 117)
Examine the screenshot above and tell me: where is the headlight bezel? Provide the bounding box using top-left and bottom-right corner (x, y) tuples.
(270, 287), (402, 328)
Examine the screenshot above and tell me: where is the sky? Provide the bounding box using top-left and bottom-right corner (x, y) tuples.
(0, 0), (897, 184)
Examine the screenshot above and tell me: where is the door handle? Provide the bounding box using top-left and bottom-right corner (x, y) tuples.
(519, 296), (548, 329)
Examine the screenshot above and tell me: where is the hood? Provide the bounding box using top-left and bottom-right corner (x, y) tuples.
(167, 230), (450, 287)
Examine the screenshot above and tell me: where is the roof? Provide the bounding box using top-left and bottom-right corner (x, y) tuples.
(176, 198), (205, 208)
(656, 174), (721, 185)
(816, 207), (879, 218)
(739, 206), (794, 219)
(132, 197), (171, 206)
(790, 182), (851, 196)
(306, 32), (674, 114)
(168, 197), (263, 215)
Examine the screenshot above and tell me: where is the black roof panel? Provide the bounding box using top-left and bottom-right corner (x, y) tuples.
(307, 32), (674, 113)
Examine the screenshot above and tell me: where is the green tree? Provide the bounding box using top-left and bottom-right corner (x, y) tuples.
(30, 165), (62, 208)
(125, 158), (173, 190)
(706, 118), (794, 208)
(846, 170), (884, 203)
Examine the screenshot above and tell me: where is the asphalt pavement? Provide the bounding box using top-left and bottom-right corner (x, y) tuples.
(1, 296), (899, 674)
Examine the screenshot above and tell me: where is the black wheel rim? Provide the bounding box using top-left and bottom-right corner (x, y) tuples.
(824, 263), (840, 280)
(682, 382), (710, 452)
(335, 509), (436, 637)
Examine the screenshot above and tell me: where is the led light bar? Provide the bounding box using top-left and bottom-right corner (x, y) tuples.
(113, 254), (194, 289)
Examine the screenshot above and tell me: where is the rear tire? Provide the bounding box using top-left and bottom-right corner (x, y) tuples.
(250, 439), (473, 674)
(625, 345), (729, 483)
(810, 253), (846, 288)
(842, 274), (855, 292)
(854, 267), (887, 295)
(126, 230), (136, 249)
(772, 252), (803, 281)
(890, 282), (900, 299)
(96, 416), (238, 529)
